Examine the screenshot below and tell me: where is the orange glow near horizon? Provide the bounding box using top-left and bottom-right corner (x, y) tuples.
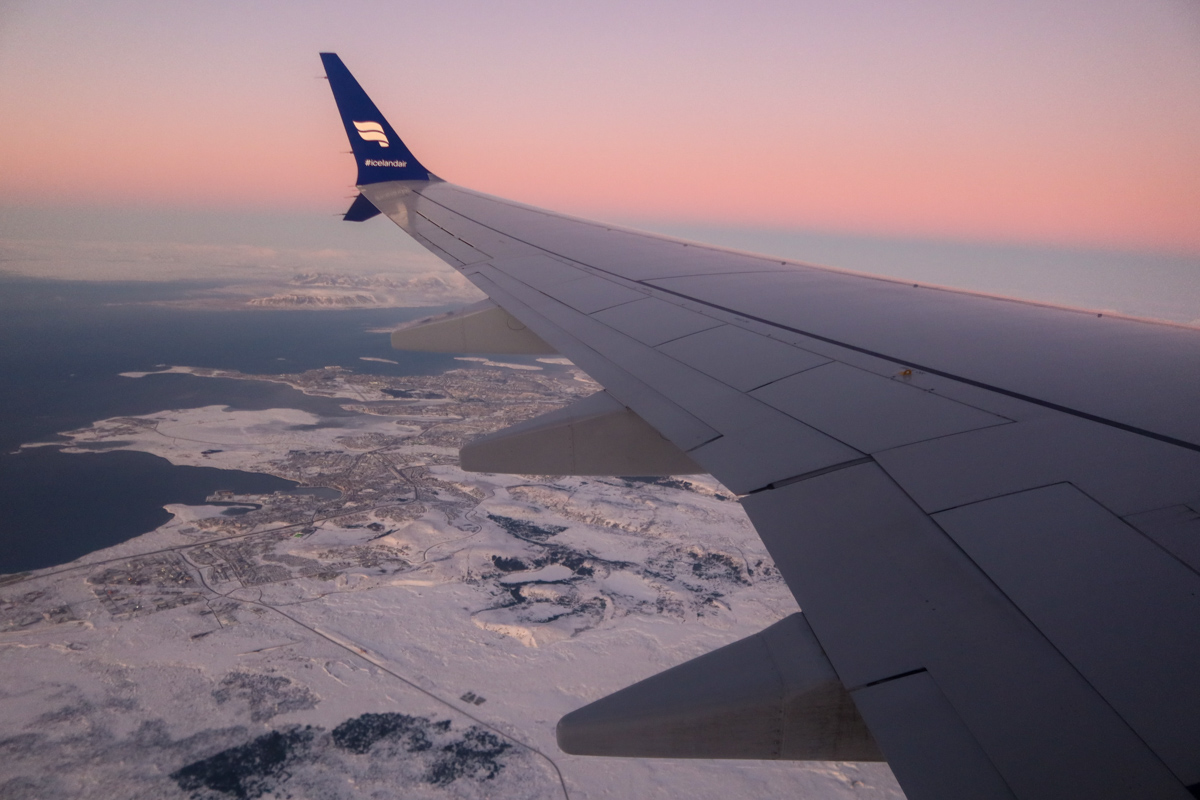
(1, 1), (1198, 255)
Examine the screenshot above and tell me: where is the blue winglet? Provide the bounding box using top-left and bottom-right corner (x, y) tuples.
(343, 193), (381, 222)
(320, 53), (433, 185)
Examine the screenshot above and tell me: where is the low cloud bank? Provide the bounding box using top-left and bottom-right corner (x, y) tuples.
(0, 238), (485, 308)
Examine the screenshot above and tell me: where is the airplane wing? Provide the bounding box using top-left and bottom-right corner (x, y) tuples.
(320, 53), (1200, 800)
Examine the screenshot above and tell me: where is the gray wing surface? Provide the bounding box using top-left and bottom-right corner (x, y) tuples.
(323, 53), (1200, 800)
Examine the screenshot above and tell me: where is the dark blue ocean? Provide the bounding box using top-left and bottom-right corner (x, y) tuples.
(0, 276), (457, 575)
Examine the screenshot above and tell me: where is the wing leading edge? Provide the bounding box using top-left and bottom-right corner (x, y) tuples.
(320, 54), (1200, 800)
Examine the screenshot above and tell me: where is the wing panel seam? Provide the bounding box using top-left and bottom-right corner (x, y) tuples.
(410, 186), (1200, 454)
(743, 457), (875, 495)
(645, 283), (1200, 454)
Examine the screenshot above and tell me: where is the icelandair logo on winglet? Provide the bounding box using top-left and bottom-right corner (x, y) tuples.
(353, 120), (389, 147)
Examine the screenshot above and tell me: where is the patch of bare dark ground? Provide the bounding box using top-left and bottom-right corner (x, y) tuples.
(168, 713), (512, 799)
(212, 672), (318, 723)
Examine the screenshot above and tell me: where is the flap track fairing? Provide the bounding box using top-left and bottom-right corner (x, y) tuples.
(557, 613), (883, 761)
(391, 300), (557, 355)
(460, 391), (704, 476)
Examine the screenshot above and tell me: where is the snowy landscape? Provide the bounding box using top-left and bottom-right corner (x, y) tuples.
(1, 357), (902, 799)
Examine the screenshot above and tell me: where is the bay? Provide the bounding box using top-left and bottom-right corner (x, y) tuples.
(0, 276), (455, 574)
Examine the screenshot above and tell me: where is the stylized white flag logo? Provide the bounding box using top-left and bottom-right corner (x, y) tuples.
(353, 121), (389, 147)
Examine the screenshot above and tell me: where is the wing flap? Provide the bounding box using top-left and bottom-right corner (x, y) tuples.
(852, 671), (1017, 800)
(558, 613), (882, 761)
(742, 463), (1193, 799)
(936, 483), (1200, 785)
(460, 390), (702, 476)
(389, 299), (556, 355)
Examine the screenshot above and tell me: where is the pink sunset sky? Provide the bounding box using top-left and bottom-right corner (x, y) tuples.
(0, 0), (1198, 256)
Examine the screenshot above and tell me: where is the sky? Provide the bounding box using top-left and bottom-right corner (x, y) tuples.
(0, 1), (1198, 317)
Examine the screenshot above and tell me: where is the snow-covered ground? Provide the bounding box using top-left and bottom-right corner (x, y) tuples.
(0, 362), (903, 799)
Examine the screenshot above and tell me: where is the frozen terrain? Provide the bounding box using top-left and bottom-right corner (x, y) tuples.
(0, 359), (903, 799)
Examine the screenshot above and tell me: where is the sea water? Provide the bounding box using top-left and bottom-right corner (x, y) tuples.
(0, 276), (455, 574)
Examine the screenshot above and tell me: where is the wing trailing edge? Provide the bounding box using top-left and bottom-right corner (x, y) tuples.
(390, 299), (556, 354)
(460, 390), (703, 476)
(557, 613), (883, 761)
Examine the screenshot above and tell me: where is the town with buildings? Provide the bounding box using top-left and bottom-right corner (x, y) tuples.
(0, 358), (900, 800)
